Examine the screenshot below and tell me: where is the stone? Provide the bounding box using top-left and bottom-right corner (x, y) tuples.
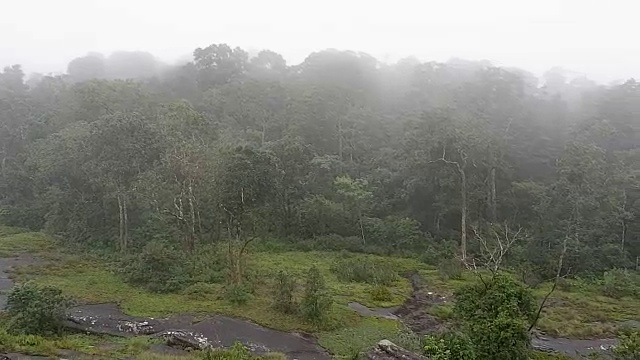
(363, 340), (428, 360)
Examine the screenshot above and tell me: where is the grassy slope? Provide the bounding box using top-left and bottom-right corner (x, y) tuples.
(2, 227), (639, 358)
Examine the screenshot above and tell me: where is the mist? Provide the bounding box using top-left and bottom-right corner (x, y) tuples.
(1, 0), (638, 83)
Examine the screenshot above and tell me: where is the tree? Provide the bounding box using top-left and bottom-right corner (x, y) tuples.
(193, 43), (248, 90)
(83, 112), (163, 251)
(454, 274), (535, 360)
(215, 146), (278, 284)
(334, 175), (372, 244)
(67, 53), (106, 82)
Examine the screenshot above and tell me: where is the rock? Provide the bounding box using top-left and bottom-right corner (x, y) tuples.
(364, 340), (428, 360)
(156, 330), (214, 350)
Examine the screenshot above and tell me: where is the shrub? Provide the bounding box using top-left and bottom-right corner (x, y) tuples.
(122, 241), (191, 293)
(225, 283), (251, 305)
(613, 330), (640, 360)
(6, 282), (70, 336)
(364, 216), (424, 250)
(438, 258), (463, 280)
(601, 269), (638, 299)
(182, 282), (221, 300)
(331, 258), (397, 285)
(272, 271), (297, 314)
(423, 332), (477, 360)
(369, 285), (392, 302)
(454, 273), (535, 360)
(300, 266), (333, 325)
(556, 277), (572, 292)
(201, 341), (252, 360)
(188, 245), (228, 284)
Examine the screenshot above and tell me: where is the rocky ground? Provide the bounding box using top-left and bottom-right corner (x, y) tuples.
(0, 257), (628, 359)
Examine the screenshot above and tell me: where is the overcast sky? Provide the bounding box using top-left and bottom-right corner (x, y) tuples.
(0, 0), (636, 83)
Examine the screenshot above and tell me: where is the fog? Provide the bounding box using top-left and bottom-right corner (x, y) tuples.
(0, 0), (637, 83)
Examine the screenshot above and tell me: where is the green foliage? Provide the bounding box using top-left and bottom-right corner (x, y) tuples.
(437, 258), (464, 280)
(121, 241), (190, 293)
(601, 269), (639, 299)
(331, 257), (398, 285)
(200, 342), (253, 360)
(369, 285), (392, 302)
(6, 282), (70, 336)
(364, 216), (425, 250)
(225, 283), (252, 305)
(454, 273), (536, 360)
(423, 332), (476, 360)
(182, 282), (221, 300)
(272, 270), (297, 313)
(300, 266), (333, 325)
(613, 330), (640, 360)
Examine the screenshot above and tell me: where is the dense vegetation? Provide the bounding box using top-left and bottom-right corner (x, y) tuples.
(2, 45), (639, 276)
(1, 44), (640, 358)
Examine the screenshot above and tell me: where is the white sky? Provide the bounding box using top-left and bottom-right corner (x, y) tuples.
(0, 0), (637, 83)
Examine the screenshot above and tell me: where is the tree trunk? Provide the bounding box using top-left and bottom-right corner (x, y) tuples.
(117, 194), (124, 252)
(460, 169), (467, 261)
(337, 118), (343, 162)
(358, 209), (366, 245)
(188, 181), (196, 252)
(621, 189), (627, 250)
(488, 167), (497, 223)
(123, 196), (129, 251)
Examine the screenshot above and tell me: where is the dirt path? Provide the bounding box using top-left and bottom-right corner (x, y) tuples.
(388, 272), (619, 359)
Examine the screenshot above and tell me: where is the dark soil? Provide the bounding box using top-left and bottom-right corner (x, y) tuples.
(392, 272), (619, 359)
(392, 273), (449, 335)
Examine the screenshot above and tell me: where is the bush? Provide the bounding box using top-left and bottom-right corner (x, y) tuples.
(6, 282), (70, 336)
(225, 283), (251, 305)
(300, 266), (333, 325)
(182, 282), (221, 300)
(423, 332), (477, 360)
(331, 257), (397, 285)
(188, 245), (228, 284)
(438, 258), (463, 280)
(601, 269), (638, 299)
(613, 330), (640, 360)
(121, 241), (191, 293)
(369, 285), (392, 302)
(272, 271), (297, 314)
(454, 273), (535, 360)
(364, 216), (425, 250)
(201, 341), (252, 360)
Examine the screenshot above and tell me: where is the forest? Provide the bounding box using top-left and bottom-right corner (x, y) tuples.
(0, 44), (640, 359)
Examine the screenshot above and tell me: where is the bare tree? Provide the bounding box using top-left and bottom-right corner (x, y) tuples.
(431, 145), (469, 261)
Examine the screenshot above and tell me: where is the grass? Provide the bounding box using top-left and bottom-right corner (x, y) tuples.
(1, 227), (422, 358)
(318, 317), (421, 358)
(0, 226), (55, 257)
(3, 226), (639, 359)
(418, 268), (640, 338)
(0, 321), (164, 359)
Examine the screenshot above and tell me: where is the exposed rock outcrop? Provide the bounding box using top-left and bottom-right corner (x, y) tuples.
(364, 340), (428, 360)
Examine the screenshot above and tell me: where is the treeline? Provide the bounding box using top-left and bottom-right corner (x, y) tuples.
(1, 44), (639, 276)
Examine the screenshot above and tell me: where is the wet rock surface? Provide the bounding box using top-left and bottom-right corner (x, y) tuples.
(65, 303), (330, 360)
(348, 302), (398, 320)
(363, 340), (428, 360)
(0, 257), (37, 309)
(532, 335), (617, 358)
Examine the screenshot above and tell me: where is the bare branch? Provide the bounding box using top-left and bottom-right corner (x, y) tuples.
(529, 234), (568, 332)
